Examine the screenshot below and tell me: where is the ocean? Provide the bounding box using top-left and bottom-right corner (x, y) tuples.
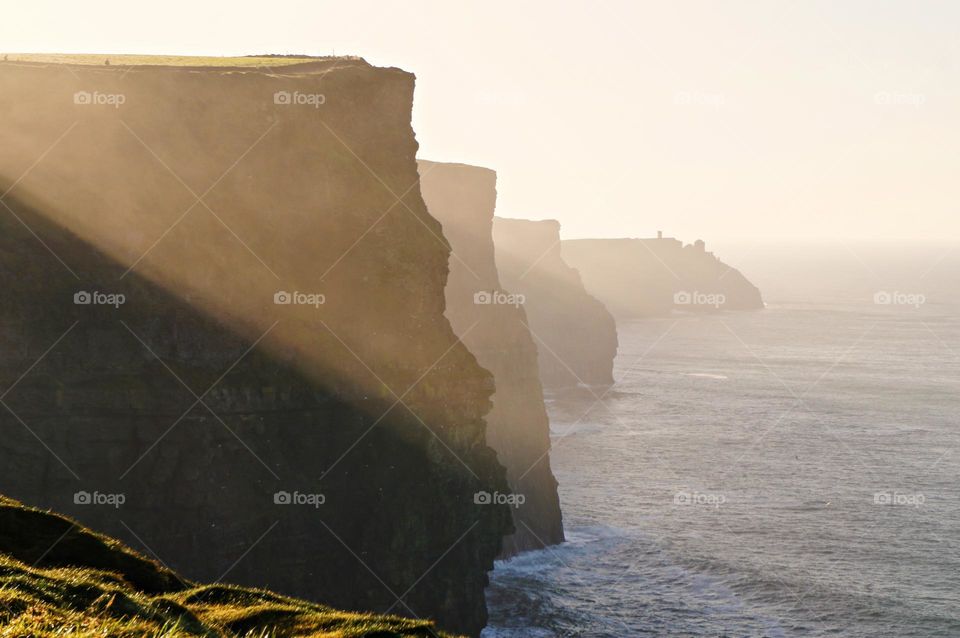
(483, 243), (960, 637)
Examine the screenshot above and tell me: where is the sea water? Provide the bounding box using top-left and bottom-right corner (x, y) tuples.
(484, 243), (960, 637)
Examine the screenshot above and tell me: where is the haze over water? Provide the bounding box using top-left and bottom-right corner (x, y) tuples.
(3, 2), (958, 635)
(485, 243), (960, 637)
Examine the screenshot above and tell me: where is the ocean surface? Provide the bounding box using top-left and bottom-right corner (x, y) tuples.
(483, 244), (960, 637)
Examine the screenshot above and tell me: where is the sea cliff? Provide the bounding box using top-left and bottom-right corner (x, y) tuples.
(492, 218), (618, 388)
(0, 56), (510, 636)
(418, 160), (564, 556)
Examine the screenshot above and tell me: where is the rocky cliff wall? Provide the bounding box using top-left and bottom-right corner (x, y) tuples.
(418, 160), (563, 557)
(561, 238), (764, 317)
(0, 57), (511, 637)
(492, 218), (618, 388)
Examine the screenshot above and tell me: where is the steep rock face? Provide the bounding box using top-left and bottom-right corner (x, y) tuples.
(418, 160), (563, 557)
(491, 218), (618, 388)
(562, 237), (764, 318)
(0, 57), (511, 637)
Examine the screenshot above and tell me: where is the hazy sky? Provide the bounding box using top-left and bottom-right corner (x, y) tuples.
(4, 1), (959, 241)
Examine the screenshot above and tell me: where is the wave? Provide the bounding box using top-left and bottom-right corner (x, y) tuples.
(486, 524), (787, 637)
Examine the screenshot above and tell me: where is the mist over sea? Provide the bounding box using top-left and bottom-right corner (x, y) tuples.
(484, 243), (960, 637)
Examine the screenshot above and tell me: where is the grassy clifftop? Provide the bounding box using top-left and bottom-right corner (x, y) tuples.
(0, 497), (457, 638)
(0, 53), (325, 66)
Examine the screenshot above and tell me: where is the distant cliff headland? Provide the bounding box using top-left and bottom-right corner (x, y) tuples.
(0, 55), (509, 637)
(493, 218), (619, 388)
(418, 160), (564, 556)
(562, 234), (764, 318)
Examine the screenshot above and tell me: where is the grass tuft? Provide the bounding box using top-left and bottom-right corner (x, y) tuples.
(0, 498), (457, 637)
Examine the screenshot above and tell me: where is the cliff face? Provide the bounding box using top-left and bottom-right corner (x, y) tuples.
(417, 160), (563, 557)
(0, 495), (464, 637)
(491, 218), (618, 388)
(561, 238), (764, 318)
(0, 57), (511, 636)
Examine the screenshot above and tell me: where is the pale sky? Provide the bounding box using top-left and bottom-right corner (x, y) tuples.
(4, 0), (958, 241)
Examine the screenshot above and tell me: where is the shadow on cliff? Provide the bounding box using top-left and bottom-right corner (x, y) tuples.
(0, 181), (510, 636)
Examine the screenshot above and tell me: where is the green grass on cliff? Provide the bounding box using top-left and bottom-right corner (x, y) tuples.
(0, 54), (326, 67)
(0, 497), (456, 638)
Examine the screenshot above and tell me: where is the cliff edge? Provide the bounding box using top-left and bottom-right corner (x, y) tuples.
(492, 218), (618, 388)
(418, 160), (564, 557)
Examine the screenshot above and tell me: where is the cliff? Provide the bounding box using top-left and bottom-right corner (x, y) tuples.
(561, 237), (764, 318)
(417, 160), (563, 557)
(0, 56), (511, 636)
(0, 495), (463, 637)
(491, 218), (618, 388)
